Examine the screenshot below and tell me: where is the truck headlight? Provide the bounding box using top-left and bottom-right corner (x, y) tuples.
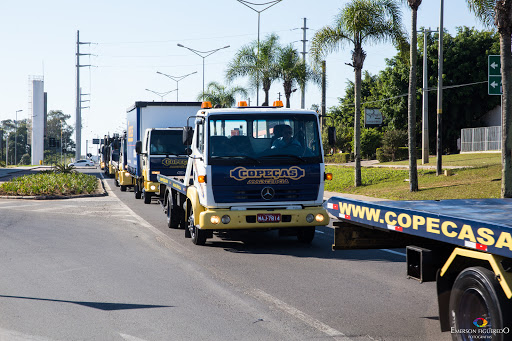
(315, 214), (325, 222)
(306, 214), (315, 223)
(221, 215), (231, 224)
(150, 185), (156, 191)
(210, 216), (220, 224)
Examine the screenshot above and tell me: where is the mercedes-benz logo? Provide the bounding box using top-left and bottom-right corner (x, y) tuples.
(261, 187), (275, 200)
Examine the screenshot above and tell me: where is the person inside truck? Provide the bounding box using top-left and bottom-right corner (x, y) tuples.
(151, 138), (164, 154)
(271, 125), (301, 150)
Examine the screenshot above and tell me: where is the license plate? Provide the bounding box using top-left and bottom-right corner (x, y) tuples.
(257, 213), (281, 223)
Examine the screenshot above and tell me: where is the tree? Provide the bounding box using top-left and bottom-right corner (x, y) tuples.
(46, 110), (75, 164)
(226, 34), (280, 106)
(466, 1), (512, 197)
(276, 45), (321, 108)
(197, 81), (248, 107)
(403, 0), (422, 191)
(311, 0), (406, 187)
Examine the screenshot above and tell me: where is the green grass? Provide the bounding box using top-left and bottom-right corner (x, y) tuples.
(325, 163), (502, 200)
(0, 172), (98, 196)
(381, 152), (501, 168)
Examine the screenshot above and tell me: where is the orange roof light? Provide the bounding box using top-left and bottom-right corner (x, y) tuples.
(273, 100), (284, 107)
(201, 101), (212, 109)
(237, 101), (248, 107)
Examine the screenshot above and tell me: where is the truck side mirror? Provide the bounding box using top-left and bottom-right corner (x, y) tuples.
(328, 127), (336, 146)
(183, 126), (193, 145)
(135, 140), (142, 154)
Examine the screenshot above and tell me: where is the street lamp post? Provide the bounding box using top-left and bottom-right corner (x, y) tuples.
(177, 44), (230, 99)
(14, 109), (22, 165)
(236, 0), (282, 106)
(156, 71), (197, 101)
(145, 88), (178, 101)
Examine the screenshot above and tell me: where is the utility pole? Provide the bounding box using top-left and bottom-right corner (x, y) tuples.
(421, 28), (437, 164)
(76, 30), (91, 161)
(321, 61), (326, 131)
(436, 0), (444, 175)
(300, 18), (308, 109)
(278, 92), (282, 101)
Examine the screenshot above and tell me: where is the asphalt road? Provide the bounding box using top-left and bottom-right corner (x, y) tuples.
(0, 166), (451, 340)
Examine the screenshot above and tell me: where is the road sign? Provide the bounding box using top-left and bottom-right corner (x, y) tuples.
(488, 55), (502, 95)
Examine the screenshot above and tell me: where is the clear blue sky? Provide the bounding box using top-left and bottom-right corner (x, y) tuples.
(0, 0), (486, 156)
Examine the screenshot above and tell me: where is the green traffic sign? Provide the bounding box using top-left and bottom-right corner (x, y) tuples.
(488, 55), (502, 95)
(488, 55), (501, 75)
(489, 75), (502, 95)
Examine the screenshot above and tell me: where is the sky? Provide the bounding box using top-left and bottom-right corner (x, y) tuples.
(0, 0), (487, 157)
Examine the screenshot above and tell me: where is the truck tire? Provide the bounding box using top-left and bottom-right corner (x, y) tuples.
(449, 266), (511, 340)
(297, 227), (315, 243)
(166, 195), (182, 229)
(120, 185), (127, 192)
(188, 206), (207, 245)
(134, 183), (142, 199)
(115, 178), (120, 187)
(143, 189), (152, 204)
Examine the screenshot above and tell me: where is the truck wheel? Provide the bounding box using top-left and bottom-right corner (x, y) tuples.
(449, 267), (511, 340)
(297, 227), (315, 243)
(115, 178), (120, 187)
(188, 206), (207, 245)
(120, 185), (127, 192)
(166, 195), (182, 229)
(134, 183), (142, 199)
(143, 189), (152, 204)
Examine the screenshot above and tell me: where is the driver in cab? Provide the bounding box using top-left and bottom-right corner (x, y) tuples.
(271, 125), (301, 150)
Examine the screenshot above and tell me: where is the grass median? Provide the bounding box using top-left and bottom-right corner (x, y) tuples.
(0, 172), (98, 196)
(325, 153), (502, 200)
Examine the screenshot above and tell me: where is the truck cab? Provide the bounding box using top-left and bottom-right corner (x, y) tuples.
(160, 101), (332, 245)
(116, 132), (135, 191)
(135, 128), (188, 204)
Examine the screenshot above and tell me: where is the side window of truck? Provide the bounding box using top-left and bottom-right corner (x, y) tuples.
(197, 122), (204, 155)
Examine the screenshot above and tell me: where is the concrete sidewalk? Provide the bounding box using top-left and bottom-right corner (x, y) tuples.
(0, 166), (52, 179)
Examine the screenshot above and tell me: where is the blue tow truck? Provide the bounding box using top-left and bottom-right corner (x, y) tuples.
(324, 196), (512, 339)
(156, 101), (333, 245)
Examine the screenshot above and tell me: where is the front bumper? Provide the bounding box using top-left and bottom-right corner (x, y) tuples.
(198, 206), (329, 230)
(118, 170), (135, 186)
(144, 181), (159, 193)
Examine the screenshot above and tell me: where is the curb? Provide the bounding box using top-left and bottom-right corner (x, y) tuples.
(0, 179), (108, 200)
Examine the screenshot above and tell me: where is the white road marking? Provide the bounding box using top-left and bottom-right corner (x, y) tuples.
(250, 289), (353, 341)
(119, 333), (150, 341)
(380, 249), (406, 257)
(0, 326), (54, 341)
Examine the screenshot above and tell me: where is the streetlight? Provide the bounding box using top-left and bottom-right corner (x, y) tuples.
(145, 88), (178, 101)
(156, 71), (197, 101)
(236, 0), (282, 105)
(177, 43), (230, 98)
(14, 109), (22, 165)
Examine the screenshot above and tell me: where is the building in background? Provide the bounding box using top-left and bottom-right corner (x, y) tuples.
(29, 76), (46, 165)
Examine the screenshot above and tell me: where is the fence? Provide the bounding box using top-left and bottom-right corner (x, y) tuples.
(460, 126), (501, 152)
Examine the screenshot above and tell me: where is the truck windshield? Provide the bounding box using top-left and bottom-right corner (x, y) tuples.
(150, 130), (187, 156)
(208, 114), (322, 165)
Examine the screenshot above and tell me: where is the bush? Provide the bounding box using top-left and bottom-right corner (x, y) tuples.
(380, 129), (407, 161)
(325, 153), (352, 164)
(377, 147), (422, 162)
(0, 172), (97, 196)
(359, 128), (383, 159)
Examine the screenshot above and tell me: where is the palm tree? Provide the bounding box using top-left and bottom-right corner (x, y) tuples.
(466, 1), (512, 198)
(311, 0), (406, 187)
(197, 81), (248, 108)
(276, 45), (321, 108)
(404, 0), (422, 192)
(226, 34), (280, 106)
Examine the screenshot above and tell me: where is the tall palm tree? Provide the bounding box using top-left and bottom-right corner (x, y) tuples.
(404, 0), (422, 192)
(197, 81), (248, 108)
(226, 34), (280, 106)
(276, 45), (322, 108)
(466, 1), (512, 198)
(311, 0), (406, 187)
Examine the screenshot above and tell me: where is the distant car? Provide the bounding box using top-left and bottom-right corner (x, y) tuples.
(68, 159), (95, 167)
